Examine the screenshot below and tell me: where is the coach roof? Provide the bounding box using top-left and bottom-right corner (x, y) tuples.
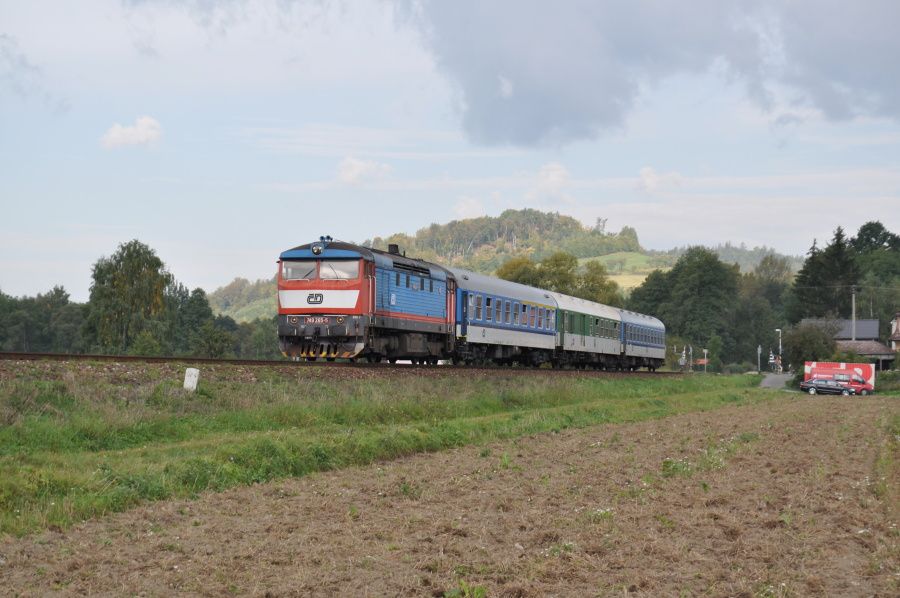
(447, 267), (556, 308)
(619, 308), (665, 330)
(547, 291), (621, 321)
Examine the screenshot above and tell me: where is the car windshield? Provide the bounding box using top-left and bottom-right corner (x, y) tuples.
(319, 260), (359, 280)
(282, 260), (317, 280)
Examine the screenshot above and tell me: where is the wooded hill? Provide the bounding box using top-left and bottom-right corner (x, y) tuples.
(209, 209), (800, 321)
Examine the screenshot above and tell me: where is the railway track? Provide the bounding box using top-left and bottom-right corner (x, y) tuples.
(0, 351), (682, 376)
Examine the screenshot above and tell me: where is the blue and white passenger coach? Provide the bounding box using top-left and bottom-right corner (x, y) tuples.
(448, 267), (557, 366)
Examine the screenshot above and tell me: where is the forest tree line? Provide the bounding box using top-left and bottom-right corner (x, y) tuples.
(0, 241), (280, 358)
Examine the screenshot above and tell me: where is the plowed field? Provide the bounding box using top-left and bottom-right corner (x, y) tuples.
(2, 394), (897, 597)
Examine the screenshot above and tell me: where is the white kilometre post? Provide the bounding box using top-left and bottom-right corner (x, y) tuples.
(184, 368), (200, 392)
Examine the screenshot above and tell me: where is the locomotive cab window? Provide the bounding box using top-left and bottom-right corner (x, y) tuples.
(319, 260), (359, 280)
(282, 260), (317, 280)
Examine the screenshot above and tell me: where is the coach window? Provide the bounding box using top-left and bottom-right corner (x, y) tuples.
(529, 306), (536, 328)
(537, 308), (543, 329)
(512, 303), (519, 325)
(504, 300), (511, 324)
(475, 295), (483, 320)
(485, 297), (493, 321)
(521, 304), (527, 326)
(495, 298), (502, 323)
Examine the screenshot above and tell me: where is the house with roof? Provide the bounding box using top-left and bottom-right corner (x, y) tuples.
(801, 317), (897, 370)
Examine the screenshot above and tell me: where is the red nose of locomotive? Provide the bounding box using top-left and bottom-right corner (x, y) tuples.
(277, 238), (372, 359)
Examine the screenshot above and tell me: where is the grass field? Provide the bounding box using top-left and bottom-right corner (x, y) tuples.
(579, 251), (671, 291)
(0, 361), (767, 536)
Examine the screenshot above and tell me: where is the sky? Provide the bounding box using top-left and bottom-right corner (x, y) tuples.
(1, 0), (899, 301)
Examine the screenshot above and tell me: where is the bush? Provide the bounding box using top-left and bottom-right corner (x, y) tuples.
(723, 362), (756, 374)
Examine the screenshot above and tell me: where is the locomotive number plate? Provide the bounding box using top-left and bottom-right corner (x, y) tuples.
(305, 316), (330, 324)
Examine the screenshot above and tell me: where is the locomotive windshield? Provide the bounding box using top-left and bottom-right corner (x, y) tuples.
(319, 260), (359, 280)
(281, 259), (360, 280)
(282, 260), (317, 280)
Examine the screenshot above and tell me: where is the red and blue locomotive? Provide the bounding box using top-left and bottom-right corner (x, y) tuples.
(277, 237), (454, 362)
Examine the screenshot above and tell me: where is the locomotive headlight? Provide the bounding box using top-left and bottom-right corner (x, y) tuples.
(288, 316), (299, 325)
(312, 243), (323, 255)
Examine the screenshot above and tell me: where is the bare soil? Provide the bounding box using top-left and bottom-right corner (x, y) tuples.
(1, 395), (897, 597)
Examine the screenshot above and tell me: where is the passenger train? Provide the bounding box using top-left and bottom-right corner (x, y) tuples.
(276, 237), (666, 370)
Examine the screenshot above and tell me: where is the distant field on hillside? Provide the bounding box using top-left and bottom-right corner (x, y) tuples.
(580, 252), (671, 291)
(609, 273), (654, 291)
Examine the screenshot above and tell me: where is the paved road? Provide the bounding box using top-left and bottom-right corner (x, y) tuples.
(761, 372), (793, 389)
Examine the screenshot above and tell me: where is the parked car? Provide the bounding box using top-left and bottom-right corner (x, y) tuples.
(799, 379), (856, 396)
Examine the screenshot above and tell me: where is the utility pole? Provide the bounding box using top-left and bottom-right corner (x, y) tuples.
(851, 285), (857, 341)
(757, 345), (762, 373)
(703, 348), (708, 373)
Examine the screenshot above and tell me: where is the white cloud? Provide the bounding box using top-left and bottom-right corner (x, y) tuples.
(637, 166), (684, 193)
(337, 156), (392, 184)
(101, 115), (161, 148)
(525, 161), (573, 204)
(498, 75), (514, 98)
(453, 196), (486, 219)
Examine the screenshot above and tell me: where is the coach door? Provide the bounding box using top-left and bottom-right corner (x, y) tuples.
(461, 291), (470, 336)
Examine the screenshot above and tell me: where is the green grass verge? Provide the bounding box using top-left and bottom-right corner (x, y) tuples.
(0, 369), (768, 535)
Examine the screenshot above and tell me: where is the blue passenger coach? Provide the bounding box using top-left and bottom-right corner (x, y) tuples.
(619, 309), (666, 371)
(448, 267), (557, 365)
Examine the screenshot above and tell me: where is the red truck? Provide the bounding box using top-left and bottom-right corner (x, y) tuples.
(803, 361), (875, 395)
